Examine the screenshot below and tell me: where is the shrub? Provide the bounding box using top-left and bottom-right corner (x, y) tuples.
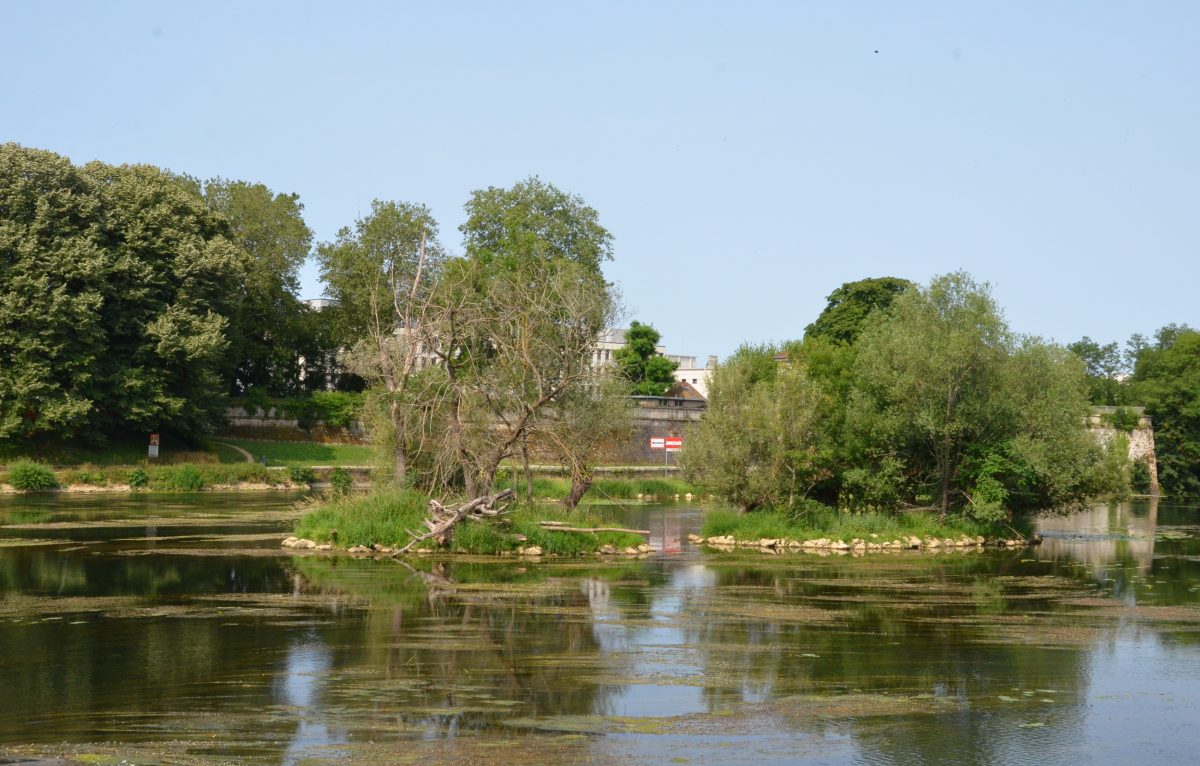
(1102, 407), (1142, 433)
(127, 467), (149, 489)
(7, 460), (59, 491)
(289, 466), (316, 485)
(1131, 460), (1153, 494)
(330, 467), (352, 494)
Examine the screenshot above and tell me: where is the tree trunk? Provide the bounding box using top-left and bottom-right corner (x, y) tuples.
(561, 470), (592, 511)
(521, 437), (534, 507)
(390, 400), (407, 484)
(939, 431), (951, 520)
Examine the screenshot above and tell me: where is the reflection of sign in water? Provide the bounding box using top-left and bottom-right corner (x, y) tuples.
(148, 433), (160, 459)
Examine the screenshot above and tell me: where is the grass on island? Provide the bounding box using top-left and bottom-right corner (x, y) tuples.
(293, 488), (645, 555)
(495, 475), (700, 501)
(214, 438), (375, 467)
(701, 505), (1028, 544)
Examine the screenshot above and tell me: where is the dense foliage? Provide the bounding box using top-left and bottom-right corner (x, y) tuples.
(803, 276), (915, 344)
(0, 145), (242, 441)
(1130, 327), (1200, 495)
(614, 321), (678, 396)
(686, 273), (1127, 520)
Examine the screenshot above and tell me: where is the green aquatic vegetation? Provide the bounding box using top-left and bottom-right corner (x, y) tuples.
(701, 506), (1016, 543)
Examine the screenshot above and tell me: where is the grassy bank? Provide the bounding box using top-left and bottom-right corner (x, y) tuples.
(495, 475), (701, 501)
(293, 489), (645, 555)
(0, 434), (223, 467)
(0, 460), (305, 492)
(701, 506), (1027, 544)
(214, 438), (375, 467)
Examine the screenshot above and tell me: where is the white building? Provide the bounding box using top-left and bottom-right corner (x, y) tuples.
(591, 328), (717, 399)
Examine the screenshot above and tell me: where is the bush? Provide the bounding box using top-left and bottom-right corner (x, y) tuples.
(7, 460), (59, 491)
(127, 467), (149, 489)
(289, 466), (316, 485)
(1102, 407), (1142, 433)
(330, 467), (352, 494)
(1131, 460), (1153, 494)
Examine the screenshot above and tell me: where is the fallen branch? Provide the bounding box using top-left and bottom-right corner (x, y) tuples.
(394, 488), (515, 554)
(537, 523), (650, 535)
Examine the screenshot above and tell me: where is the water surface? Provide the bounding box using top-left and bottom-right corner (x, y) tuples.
(1, 493), (1198, 765)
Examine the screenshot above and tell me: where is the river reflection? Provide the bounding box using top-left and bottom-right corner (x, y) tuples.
(1, 494), (1198, 765)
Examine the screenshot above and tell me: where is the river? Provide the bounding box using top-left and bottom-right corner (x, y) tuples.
(1, 493), (1198, 765)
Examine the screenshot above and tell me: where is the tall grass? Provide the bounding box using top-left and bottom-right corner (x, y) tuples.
(293, 488), (645, 554)
(293, 489), (429, 547)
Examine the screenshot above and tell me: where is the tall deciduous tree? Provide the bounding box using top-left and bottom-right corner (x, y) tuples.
(416, 178), (619, 497)
(316, 201), (444, 483)
(1130, 326), (1200, 496)
(1067, 336), (1129, 406)
(614, 321), (678, 396)
(0, 144), (243, 441)
(684, 345), (826, 512)
(849, 273), (1107, 518)
(804, 276), (915, 345)
(202, 179), (316, 395)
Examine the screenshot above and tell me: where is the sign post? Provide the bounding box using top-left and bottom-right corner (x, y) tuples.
(651, 436), (683, 477)
(148, 433), (160, 459)
(664, 436), (682, 477)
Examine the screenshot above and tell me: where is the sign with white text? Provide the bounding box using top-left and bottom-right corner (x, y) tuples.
(665, 437), (683, 452)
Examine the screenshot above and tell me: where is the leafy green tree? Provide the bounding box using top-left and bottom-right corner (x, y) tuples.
(849, 273), (1108, 519)
(804, 276), (915, 345)
(419, 180), (619, 497)
(1067, 336), (1129, 405)
(1130, 326), (1200, 495)
(614, 321), (678, 396)
(459, 176), (612, 276)
(201, 179), (316, 395)
(539, 372), (633, 509)
(83, 161), (244, 438)
(0, 145), (242, 441)
(316, 200), (445, 483)
(0, 145), (107, 440)
(685, 345), (828, 512)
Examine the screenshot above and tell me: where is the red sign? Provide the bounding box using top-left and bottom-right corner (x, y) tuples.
(665, 437), (683, 452)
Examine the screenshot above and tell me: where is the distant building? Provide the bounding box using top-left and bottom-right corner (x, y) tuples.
(592, 328), (717, 399)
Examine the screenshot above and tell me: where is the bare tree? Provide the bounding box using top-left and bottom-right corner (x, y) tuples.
(426, 258), (618, 497)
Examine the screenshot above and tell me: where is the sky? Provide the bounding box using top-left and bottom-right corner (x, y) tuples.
(3, 1), (1196, 359)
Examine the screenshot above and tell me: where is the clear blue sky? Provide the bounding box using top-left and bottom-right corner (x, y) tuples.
(4, 1), (1196, 358)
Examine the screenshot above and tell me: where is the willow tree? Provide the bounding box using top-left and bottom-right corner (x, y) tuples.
(414, 178), (620, 498)
(849, 272), (1110, 519)
(684, 345), (825, 513)
(426, 256), (618, 498)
